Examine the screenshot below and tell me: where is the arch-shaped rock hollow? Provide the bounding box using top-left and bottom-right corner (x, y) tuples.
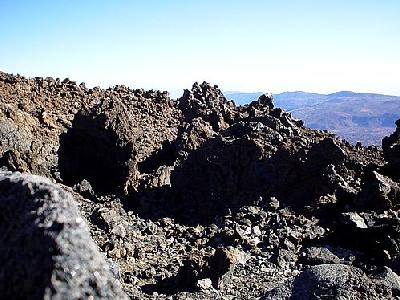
(58, 112), (131, 195)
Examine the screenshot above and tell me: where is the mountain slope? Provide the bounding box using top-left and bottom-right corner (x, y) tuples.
(225, 91), (400, 145)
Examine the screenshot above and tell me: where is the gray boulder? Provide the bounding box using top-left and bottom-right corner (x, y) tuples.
(262, 264), (394, 300)
(0, 171), (128, 300)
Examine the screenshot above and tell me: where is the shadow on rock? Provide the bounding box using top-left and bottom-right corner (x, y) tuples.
(137, 140), (176, 174)
(141, 247), (236, 295)
(128, 137), (269, 225)
(141, 260), (201, 295)
(58, 112), (131, 195)
(128, 135), (348, 226)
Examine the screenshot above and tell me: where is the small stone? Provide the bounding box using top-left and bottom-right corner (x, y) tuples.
(268, 197), (280, 210)
(196, 278), (213, 290)
(342, 212), (368, 229)
(301, 247), (341, 265)
(73, 179), (94, 198)
(111, 224), (126, 238)
(253, 225), (262, 236)
(108, 247), (121, 259)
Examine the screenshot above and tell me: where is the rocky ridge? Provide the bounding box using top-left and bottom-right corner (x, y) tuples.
(0, 71), (399, 299)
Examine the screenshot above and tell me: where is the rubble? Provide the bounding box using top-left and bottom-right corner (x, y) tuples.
(1, 71), (400, 299)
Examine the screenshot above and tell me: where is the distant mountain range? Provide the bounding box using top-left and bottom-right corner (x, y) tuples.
(224, 91), (400, 146)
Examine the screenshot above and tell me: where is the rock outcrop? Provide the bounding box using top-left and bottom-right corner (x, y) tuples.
(383, 119), (400, 180)
(1, 70), (400, 299)
(0, 171), (127, 299)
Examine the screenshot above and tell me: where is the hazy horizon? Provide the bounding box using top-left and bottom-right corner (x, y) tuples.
(1, 1), (399, 95)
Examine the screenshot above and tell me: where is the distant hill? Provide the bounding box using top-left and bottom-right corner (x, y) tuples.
(224, 91), (400, 146)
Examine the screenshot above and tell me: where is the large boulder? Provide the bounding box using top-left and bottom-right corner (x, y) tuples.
(262, 264), (396, 299)
(0, 171), (128, 299)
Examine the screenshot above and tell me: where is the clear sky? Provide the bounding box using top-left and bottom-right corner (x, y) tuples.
(1, 1), (399, 95)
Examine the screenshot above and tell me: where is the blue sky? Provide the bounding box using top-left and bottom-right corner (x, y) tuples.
(1, 1), (399, 95)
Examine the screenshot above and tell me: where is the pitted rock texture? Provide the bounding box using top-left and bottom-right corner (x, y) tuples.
(262, 264), (398, 299)
(0, 171), (128, 300)
(1, 71), (400, 299)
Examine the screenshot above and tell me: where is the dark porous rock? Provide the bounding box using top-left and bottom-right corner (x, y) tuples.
(321, 210), (400, 267)
(0, 171), (127, 300)
(205, 247), (239, 288)
(258, 93), (274, 109)
(272, 248), (299, 268)
(178, 81), (238, 131)
(308, 137), (346, 165)
(300, 247), (341, 265)
(357, 171), (400, 210)
(262, 264), (393, 300)
(377, 266), (400, 294)
(382, 119), (400, 179)
(73, 178), (95, 199)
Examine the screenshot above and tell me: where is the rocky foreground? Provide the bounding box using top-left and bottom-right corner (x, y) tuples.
(0, 71), (400, 299)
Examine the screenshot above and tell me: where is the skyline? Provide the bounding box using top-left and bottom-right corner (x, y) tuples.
(1, 1), (400, 96)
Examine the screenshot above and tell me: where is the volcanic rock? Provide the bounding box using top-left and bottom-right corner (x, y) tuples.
(383, 119), (400, 180)
(0, 171), (127, 299)
(300, 247), (341, 265)
(262, 264), (396, 299)
(1, 70), (400, 299)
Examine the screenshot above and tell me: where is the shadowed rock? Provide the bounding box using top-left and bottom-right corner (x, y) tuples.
(58, 112), (131, 195)
(383, 119), (400, 180)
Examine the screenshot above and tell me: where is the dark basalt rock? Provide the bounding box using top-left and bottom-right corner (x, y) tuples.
(0, 171), (127, 300)
(262, 264), (396, 299)
(383, 119), (400, 180)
